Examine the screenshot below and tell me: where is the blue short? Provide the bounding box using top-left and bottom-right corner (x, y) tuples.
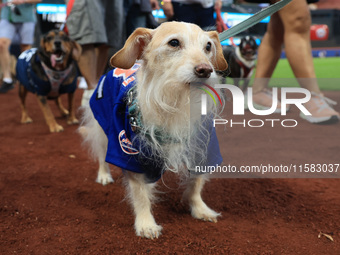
(171, 2), (215, 30)
(0, 19), (35, 44)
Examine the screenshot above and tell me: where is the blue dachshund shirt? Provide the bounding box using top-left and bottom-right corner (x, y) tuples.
(16, 48), (77, 97)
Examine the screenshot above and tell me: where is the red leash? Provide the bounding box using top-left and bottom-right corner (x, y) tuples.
(216, 8), (236, 46)
(62, 0), (75, 34)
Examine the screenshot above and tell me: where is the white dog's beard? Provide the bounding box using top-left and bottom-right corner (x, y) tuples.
(133, 76), (221, 175)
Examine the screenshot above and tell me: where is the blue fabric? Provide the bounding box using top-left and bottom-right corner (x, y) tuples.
(16, 48), (77, 97)
(171, 2), (215, 29)
(90, 64), (223, 183)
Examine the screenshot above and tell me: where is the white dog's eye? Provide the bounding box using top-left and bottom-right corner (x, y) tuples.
(168, 39), (180, 48)
(206, 42), (212, 52)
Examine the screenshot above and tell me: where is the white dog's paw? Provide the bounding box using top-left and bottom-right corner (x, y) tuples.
(191, 202), (221, 223)
(135, 219), (163, 239)
(96, 172), (114, 185)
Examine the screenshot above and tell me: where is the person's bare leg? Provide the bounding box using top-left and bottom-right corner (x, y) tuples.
(78, 44), (99, 89)
(20, 44), (31, 53)
(250, 12), (284, 111)
(279, 0), (338, 123)
(0, 38), (12, 80)
(95, 44), (110, 81)
(252, 13), (284, 93)
(278, 0), (320, 93)
(77, 44), (100, 106)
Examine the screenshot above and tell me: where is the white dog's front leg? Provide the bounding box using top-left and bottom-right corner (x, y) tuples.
(125, 171), (162, 239)
(96, 160), (114, 185)
(183, 174), (220, 222)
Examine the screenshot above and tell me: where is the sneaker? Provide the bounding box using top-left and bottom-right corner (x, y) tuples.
(251, 89), (282, 113)
(0, 81), (14, 93)
(300, 92), (339, 124)
(78, 77), (88, 89)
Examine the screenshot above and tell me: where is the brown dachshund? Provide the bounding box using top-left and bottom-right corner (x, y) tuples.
(16, 30), (82, 132)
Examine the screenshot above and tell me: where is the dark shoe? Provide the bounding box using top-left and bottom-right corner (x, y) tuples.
(0, 81), (14, 93)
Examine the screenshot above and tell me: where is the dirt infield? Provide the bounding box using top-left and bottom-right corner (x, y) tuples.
(1, 88), (340, 254)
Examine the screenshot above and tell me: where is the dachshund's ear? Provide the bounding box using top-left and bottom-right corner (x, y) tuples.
(71, 41), (82, 61)
(39, 34), (46, 49)
(110, 28), (153, 69)
(207, 31), (228, 71)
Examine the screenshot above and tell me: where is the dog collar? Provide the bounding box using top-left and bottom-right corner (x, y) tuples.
(235, 47), (255, 69)
(235, 47), (255, 79)
(127, 86), (179, 145)
(41, 62), (74, 98)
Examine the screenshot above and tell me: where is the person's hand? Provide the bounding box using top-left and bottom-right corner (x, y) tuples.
(162, 1), (174, 19)
(11, 0), (27, 5)
(10, 0), (42, 4)
(150, 0), (160, 10)
(214, 0), (222, 11)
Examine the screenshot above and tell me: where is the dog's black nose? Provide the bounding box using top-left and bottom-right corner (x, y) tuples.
(194, 64), (213, 78)
(54, 41), (62, 49)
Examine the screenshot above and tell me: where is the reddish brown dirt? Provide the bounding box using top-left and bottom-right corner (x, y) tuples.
(1, 88), (340, 254)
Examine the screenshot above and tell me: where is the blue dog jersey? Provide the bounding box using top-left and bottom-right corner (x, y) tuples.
(16, 48), (77, 97)
(90, 64), (223, 182)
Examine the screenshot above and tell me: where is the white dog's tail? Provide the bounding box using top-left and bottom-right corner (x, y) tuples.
(78, 106), (108, 163)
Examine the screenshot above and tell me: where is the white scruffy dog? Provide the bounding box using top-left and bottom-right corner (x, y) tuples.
(79, 21), (228, 239)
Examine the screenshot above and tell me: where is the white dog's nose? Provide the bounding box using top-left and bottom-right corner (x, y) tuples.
(194, 64), (213, 78)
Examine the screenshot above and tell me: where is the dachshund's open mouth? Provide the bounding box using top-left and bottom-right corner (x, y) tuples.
(50, 50), (65, 67)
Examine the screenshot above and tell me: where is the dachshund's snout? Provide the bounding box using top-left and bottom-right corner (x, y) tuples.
(54, 41), (62, 49)
(194, 64), (213, 78)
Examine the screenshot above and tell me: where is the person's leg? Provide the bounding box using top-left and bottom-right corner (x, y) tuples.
(0, 20), (16, 93)
(277, 0), (320, 93)
(78, 44), (101, 106)
(95, 44), (110, 81)
(252, 12), (284, 93)
(67, 0), (110, 105)
(250, 12), (284, 111)
(0, 37), (12, 80)
(78, 44), (98, 90)
(20, 44), (31, 52)
(279, 0), (338, 123)
(0, 19), (16, 80)
(19, 22), (35, 53)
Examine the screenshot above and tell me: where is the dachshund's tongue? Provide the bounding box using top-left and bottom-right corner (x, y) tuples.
(51, 54), (57, 68)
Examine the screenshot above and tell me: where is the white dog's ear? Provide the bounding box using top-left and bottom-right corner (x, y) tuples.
(207, 31), (228, 71)
(110, 28), (153, 69)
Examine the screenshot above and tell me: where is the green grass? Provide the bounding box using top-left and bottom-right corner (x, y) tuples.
(270, 57), (340, 90)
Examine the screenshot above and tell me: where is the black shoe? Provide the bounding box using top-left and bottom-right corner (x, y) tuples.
(0, 81), (14, 93)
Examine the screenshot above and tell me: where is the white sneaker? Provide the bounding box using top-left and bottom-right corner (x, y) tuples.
(78, 77), (88, 89)
(251, 89), (282, 113)
(300, 92), (339, 124)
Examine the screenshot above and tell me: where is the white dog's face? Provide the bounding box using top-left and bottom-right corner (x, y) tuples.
(141, 22), (227, 84)
(110, 22), (228, 126)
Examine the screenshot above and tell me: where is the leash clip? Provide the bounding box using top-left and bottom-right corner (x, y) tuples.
(127, 89), (135, 106)
(129, 116), (141, 132)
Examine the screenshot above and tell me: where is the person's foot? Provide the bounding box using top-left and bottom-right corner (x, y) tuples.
(300, 92), (339, 124)
(0, 80), (14, 94)
(251, 89), (282, 113)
